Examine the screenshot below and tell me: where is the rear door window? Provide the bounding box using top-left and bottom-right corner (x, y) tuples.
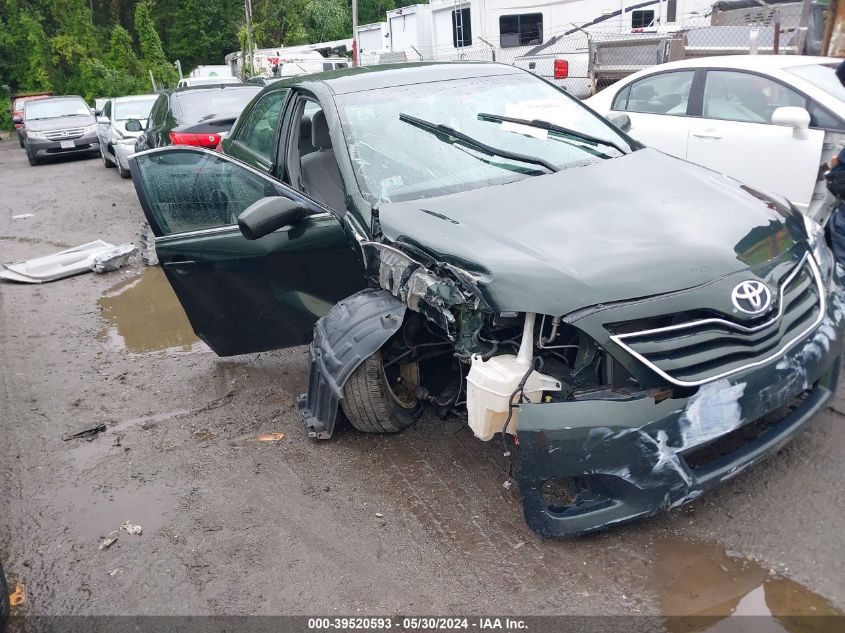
(230, 89), (288, 166)
(701, 70), (804, 124)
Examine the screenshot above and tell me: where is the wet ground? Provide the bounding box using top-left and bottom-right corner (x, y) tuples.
(1, 140), (844, 625)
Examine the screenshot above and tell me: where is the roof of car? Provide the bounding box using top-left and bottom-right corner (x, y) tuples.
(112, 94), (158, 103)
(630, 55), (839, 73)
(172, 84), (261, 95)
(268, 62), (524, 95)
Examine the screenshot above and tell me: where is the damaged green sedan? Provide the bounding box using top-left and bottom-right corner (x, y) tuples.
(129, 63), (845, 538)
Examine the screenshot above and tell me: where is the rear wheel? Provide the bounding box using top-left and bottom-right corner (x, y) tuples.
(341, 350), (422, 433)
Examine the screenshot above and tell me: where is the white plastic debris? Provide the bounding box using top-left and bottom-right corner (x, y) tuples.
(91, 244), (137, 273)
(0, 240), (115, 283)
(121, 521), (143, 536)
(98, 536), (118, 550)
(139, 221), (158, 266)
(11, 214), (33, 220)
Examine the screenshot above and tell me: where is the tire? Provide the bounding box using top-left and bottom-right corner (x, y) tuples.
(341, 350), (422, 433)
(17, 131), (24, 148)
(101, 145), (115, 168)
(26, 148), (39, 166)
(117, 161), (130, 178)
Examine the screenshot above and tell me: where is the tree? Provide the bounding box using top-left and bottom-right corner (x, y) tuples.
(168, 0), (240, 73)
(135, 0), (177, 87)
(302, 0), (351, 43)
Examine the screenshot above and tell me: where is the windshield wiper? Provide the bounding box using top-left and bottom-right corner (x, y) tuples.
(477, 113), (629, 156)
(399, 113), (558, 173)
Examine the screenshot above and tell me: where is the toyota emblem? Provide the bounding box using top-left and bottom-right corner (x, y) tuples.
(731, 280), (772, 315)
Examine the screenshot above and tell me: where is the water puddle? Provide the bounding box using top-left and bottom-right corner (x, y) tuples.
(653, 538), (842, 632)
(97, 267), (204, 354)
(57, 483), (179, 542)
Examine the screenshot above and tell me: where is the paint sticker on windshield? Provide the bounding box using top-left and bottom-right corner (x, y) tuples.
(380, 174), (404, 193)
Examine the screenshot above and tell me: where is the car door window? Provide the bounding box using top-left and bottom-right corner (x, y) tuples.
(231, 89), (288, 164)
(285, 98), (346, 212)
(102, 101), (111, 119)
(613, 71), (694, 115)
(702, 70), (804, 124)
(134, 149), (281, 236)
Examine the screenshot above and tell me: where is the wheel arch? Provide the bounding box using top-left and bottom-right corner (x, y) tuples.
(299, 288), (407, 439)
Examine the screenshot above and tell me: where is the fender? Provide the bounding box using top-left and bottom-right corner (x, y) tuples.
(298, 288), (407, 439)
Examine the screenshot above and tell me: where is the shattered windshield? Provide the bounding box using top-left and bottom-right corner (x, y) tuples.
(336, 73), (632, 203)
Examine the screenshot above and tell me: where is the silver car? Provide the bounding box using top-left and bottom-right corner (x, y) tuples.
(96, 94), (157, 178)
(22, 96), (99, 166)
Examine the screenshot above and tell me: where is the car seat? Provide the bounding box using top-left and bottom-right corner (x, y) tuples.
(300, 110), (345, 211)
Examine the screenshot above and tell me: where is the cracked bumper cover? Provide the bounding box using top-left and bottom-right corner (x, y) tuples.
(516, 282), (845, 538)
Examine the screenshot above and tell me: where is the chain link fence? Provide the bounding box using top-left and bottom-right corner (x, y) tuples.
(362, 2), (814, 99)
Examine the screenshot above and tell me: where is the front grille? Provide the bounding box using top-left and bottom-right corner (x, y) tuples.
(610, 254), (824, 387)
(42, 127), (85, 140)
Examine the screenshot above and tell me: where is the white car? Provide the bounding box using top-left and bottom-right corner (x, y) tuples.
(95, 94), (158, 178)
(586, 55), (845, 220)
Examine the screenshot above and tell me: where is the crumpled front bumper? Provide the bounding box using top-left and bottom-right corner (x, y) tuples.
(113, 140), (139, 171)
(516, 281), (845, 538)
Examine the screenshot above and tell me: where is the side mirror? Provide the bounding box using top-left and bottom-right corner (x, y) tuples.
(95, 109), (102, 116)
(238, 196), (308, 240)
(606, 112), (632, 133)
(125, 119), (143, 132)
(12, 115), (22, 124)
(772, 106), (810, 140)
(97, 116), (109, 124)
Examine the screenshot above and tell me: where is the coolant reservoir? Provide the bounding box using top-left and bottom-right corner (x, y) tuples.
(465, 354), (561, 441)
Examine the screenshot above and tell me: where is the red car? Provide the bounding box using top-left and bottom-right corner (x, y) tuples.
(11, 92), (52, 147)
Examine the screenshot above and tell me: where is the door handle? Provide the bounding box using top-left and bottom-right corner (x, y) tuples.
(692, 130), (722, 140)
(163, 260), (197, 273)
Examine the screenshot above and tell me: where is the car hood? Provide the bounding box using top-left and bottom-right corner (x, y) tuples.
(377, 148), (804, 315)
(25, 114), (95, 131)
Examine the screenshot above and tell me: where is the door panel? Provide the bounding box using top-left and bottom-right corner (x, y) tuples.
(625, 112), (691, 159)
(688, 70), (825, 211)
(130, 147), (365, 356)
(687, 119), (823, 211)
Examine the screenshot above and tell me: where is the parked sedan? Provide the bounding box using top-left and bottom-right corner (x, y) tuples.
(586, 55), (845, 219)
(129, 84), (261, 151)
(22, 96), (99, 166)
(129, 63), (844, 538)
(96, 94), (157, 178)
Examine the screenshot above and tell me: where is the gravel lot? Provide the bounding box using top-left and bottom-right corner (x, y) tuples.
(1, 138), (843, 621)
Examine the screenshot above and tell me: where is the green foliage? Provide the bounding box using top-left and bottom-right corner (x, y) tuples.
(135, 0), (177, 88)
(0, 0), (426, 100)
(1, 95), (12, 132)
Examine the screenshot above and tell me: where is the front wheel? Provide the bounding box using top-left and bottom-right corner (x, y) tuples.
(101, 145), (115, 168)
(341, 350), (422, 433)
(117, 160), (130, 178)
(26, 148), (39, 166)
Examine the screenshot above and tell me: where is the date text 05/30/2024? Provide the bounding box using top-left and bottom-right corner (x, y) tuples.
(307, 617), (528, 630)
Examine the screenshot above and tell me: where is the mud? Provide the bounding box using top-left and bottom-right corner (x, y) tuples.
(0, 140), (844, 619)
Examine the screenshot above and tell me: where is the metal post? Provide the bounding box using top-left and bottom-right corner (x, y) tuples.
(773, 9), (781, 54)
(174, 59), (183, 81)
(244, 0), (255, 76)
(149, 69), (157, 92)
(352, 0), (359, 66)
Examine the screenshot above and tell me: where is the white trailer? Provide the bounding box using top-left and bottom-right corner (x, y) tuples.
(358, 22), (389, 54)
(386, 4), (434, 59)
